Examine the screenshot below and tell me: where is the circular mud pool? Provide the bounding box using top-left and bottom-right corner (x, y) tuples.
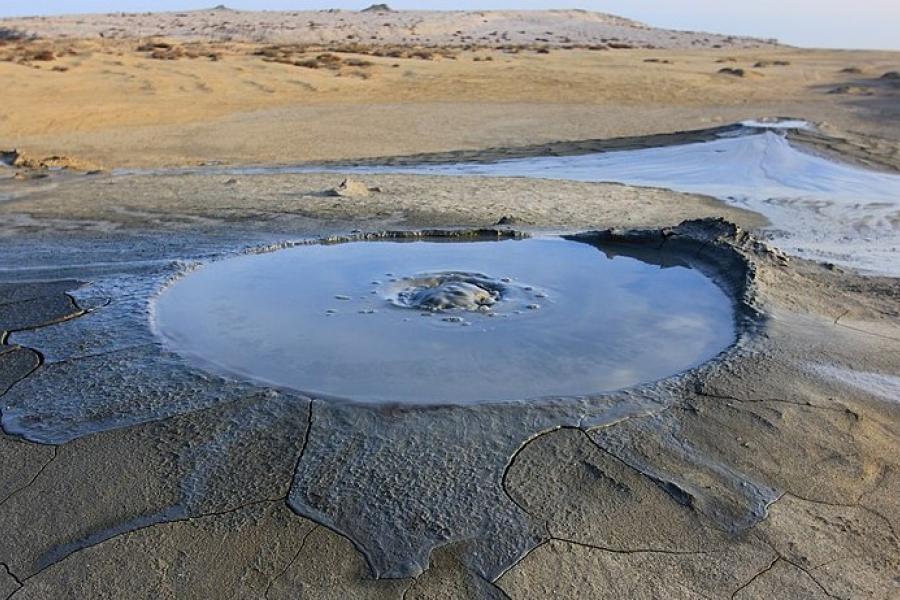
(153, 236), (736, 404)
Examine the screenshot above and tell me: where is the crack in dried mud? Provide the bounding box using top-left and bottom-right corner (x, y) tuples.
(499, 424), (739, 562)
(779, 491), (900, 544)
(1, 294), (85, 335)
(754, 537), (845, 600)
(476, 571), (514, 600)
(13, 498), (284, 595)
(14, 389), (319, 585)
(490, 540), (550, 584)
(1, 562), (23, 600)
(499, 405), (678, 523)
(47, 342), (159, 366)
(729, 555), (780, 599)
(263, 524), (319, 600)
(833, 311), (900, 343)
(0, 447), (57, 509)
(550, 537), (717, 557)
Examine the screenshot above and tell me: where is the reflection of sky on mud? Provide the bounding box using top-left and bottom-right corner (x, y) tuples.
(359, 131), (900, 276)
(154, 237), (735, 404)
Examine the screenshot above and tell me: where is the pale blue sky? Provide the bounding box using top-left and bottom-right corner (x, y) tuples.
(2, 2), (898, 50)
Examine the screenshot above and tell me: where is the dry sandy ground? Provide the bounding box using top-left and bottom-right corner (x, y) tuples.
(0, 171), (766, 234)
(0, 10), (897, 169)
(0, 8), (899, 600)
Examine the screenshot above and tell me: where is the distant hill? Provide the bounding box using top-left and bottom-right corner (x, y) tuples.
(0, 9), (778, 49)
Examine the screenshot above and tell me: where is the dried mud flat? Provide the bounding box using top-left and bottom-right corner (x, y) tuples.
(1, 136), (899, 598)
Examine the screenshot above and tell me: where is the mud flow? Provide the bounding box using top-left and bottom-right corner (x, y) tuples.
(339, 123), (900, 275)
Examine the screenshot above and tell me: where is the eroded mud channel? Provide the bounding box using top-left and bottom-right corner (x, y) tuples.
(153, 236), (735, 404)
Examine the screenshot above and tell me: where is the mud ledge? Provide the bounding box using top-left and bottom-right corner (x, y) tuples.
(566, 218), (771, 332)
(8, 120), (899, 176)
(297, 120), (900, 174)
(310, 124), (747, 167)
(788, 127), (900, 173)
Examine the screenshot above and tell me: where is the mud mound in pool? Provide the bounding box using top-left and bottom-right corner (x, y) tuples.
(384, 270), (545, 316)
(390, 272), (504, 311)
(152, 234), (738, 404)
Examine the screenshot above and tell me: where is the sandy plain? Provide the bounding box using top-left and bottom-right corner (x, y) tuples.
(0, 8), (899, 600)
(0, 8), (897, 170)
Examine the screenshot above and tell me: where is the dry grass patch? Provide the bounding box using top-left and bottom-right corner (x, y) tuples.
(138, 39), (222, 61)
(0, 40), (72, 65)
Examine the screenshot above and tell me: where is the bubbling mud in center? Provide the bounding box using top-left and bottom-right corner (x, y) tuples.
(384, 271), (544, 318)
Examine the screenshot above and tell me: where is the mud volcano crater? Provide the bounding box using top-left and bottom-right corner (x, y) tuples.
(152, 229), (747, 405)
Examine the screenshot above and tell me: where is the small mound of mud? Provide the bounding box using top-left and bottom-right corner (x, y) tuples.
(388, 271), (507, 312)
(327, 177), (371, 197)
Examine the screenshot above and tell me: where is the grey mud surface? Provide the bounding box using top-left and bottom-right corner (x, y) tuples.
(1, 130), (899, 599)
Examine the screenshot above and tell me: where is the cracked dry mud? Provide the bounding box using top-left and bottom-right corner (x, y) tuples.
(1, 141), (899, 599)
